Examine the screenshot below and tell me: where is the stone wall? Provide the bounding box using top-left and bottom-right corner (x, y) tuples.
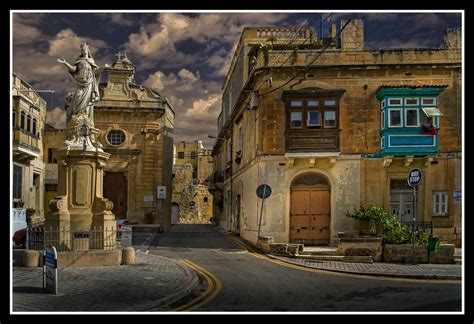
(383, 244), (454, 264)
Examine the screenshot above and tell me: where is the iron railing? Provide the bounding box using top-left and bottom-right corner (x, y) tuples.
(26, 226), (132, 252)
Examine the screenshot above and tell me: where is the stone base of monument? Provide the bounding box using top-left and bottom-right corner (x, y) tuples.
(56, 250), (121, 267)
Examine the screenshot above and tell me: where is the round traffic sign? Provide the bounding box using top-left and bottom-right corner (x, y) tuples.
(407, 168), (422, 187)
(256, 184), (272, 199)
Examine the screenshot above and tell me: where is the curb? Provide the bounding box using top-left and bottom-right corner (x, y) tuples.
(267, 254), (462, 280)
(137, 253), (200, 311)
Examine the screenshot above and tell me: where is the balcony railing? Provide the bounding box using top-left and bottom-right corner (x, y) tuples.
(13, 128), (40, 153)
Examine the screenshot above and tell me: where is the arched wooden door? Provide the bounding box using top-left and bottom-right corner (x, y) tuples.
(290, 173), (331, 245)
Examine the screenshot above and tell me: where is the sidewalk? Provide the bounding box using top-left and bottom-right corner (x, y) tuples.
(267, 254), (462, 280)
(12, 252), (199, 312)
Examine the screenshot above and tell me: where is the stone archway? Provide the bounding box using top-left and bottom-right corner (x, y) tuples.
(290, 172), (331, 245)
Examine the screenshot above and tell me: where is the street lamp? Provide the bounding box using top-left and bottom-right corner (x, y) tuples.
(208, 134), (233, 233)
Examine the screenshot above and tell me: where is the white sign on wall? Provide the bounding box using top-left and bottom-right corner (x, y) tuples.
(157, 186), (166, 199)
(144, 195), (154, 202)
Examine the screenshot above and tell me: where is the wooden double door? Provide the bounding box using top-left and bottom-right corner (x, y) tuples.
(103, 172), (128, 219)
(290, 187), (331, 245)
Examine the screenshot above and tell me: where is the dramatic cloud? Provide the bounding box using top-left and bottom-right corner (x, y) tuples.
(45, 107), (66, 129)
(144, 68), (221, 146)
(126, 12), (290, 72)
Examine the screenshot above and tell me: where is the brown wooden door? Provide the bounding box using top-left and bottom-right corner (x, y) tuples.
(290, 187), (330, 244)
(103, 172), (128, 219)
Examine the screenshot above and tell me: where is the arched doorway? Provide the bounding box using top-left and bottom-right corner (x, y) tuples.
(290, 172), (331, 245)
(171, 203), (180, 224)
(104, 172), (128, 219)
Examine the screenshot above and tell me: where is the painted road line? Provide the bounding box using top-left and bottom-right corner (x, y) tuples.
(170, 259), (222, 312)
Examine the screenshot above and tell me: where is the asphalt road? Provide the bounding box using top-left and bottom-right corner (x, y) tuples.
(133, 224), (462, 312)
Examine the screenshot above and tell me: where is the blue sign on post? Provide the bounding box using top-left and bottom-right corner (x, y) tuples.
(43, 246), (58, 294)
(256, 184), (272, 199)
(407, 168), (422, 188)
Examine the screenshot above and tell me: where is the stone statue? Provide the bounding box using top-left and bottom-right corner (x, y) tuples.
(58, 42), (101, 121)
(57, 42), (103, 150)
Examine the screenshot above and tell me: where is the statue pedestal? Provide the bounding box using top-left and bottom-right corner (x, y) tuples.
(46, 147), (115, 251)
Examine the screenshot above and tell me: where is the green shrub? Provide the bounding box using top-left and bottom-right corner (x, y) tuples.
(345, 204), (429, 244)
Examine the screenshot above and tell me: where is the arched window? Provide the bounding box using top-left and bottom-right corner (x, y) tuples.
(292, 173), (329, 187)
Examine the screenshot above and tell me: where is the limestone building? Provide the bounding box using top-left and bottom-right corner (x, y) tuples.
(212, 21), (462, 246)
(172, 141), (214, 224)
(43, 52), (175, 228)
(12, 73), (46, 222)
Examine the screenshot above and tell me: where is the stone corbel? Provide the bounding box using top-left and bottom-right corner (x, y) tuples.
(328, 157), (337, 167)
(309, 158), (316, 168)
(424, 156), (434, 167)
(383, 156), (393, 168)
(287, 157), (295, 168)
(404, 156), (414, 167)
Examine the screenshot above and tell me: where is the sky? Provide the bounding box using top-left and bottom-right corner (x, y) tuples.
(11, 11), (462, 147)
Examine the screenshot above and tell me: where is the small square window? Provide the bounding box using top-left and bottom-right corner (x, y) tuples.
(324, 111), (336, 127)
(422, 98), (436, 106)
(290, 112), (303, 128)
(389, 109), (402, 127)
(178, 152), (184, 159)
(324, 100), (336, 107)
(308, 100), (319, 107)
(290, 100), (303, 107)
(405, 98), (419, 106)
(307, 111), (321, 127)
(388, 98), (402, 106)
(405, 109), (419, 127)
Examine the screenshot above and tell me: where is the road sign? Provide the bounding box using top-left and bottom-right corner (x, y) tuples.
(43, 246), (58, 294)
(256, 184), (272, 199)
(407, 168), (422, 188)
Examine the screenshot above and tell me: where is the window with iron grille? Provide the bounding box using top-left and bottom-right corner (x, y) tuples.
(433, 191), (448, 216)
(107, 130), (126, 146)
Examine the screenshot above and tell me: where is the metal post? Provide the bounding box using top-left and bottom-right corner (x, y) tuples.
(256, 186), (267, 249)
(412, 185), (416, 263)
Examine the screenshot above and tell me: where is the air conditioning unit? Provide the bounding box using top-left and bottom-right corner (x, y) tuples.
(250, 92), (259, 110)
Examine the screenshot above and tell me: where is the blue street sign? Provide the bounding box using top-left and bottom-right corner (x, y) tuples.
(407, 168), (422, 188)
(256, 184), (272, 199)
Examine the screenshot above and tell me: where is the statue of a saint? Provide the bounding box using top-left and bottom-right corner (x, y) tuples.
(57, 42), (101, 121)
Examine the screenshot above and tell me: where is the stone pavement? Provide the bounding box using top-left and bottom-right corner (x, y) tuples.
(12, 252), (198, 312)
(268, 254), (462, 280)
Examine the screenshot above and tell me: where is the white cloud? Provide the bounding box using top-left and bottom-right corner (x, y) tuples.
(46, 107), (66, 129)
(48, 28), (107, 59)
(143, 68), (221, 143)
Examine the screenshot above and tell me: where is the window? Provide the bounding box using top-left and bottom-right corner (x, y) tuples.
(307, 111), (321, 127)
(422, 98), (436, 106)
(324, 111), (336, 128)
(107, 130), (126, 145)
(190, 151), (196, 159)
(405, 109), (419, 127)
(388, 109), (402, 127)
(290, 100), (303, 107)
(13, 111), (16, 128)
(308, 100), (319, 107)
(178, 151), (184, 159)
(20, 112), (25, 129)
(433, 191), (448, 216)
(388, 98), (402, 106)
(32, 118), (37, 136)
(238, 127), (243, 152)
(26, 115), (31, 132)
(381, 110), (385, 129)
(13, 165), (22, 200)
(405, 98), (419, 106)
(48, 148), (57, 163)
(381, 136), (385, 149)
(324, 100), (336, 107)
(204, 197), (208, 203)
(381, 100), (385, 110)
(290, 112), (302, 128)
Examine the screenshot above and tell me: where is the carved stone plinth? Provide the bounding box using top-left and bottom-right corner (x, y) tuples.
(45, 147), (115, 250)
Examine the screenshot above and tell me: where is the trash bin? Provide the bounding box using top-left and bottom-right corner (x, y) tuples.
(427, 236), (440, 263)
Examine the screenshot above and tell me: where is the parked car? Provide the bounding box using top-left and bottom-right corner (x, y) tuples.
(12, 222), (44, 249)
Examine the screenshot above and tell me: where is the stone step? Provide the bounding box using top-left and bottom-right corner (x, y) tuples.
(300, 246), (343, 256)
(297, 255), (345, 261)
(454, 258), (462, 265)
